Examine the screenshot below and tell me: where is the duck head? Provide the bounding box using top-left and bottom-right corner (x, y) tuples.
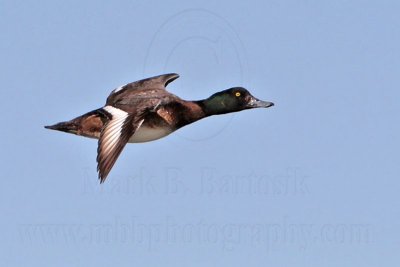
(201, 87), (274, 115)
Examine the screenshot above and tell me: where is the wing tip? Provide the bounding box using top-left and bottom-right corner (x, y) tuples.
(97, 154), (110, 184)
(163, 73), (179, 86)
(98, 174), (107, 184)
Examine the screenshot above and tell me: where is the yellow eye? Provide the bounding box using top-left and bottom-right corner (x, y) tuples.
(235, 92), (241, 97)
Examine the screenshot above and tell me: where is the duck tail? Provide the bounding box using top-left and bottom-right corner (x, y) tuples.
(45, 120), (78, 135)
(45, 108), (108, 138)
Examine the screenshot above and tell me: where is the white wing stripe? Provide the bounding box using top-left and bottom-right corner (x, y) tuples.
(104, 105), (129, 118)
(101, 106), (129, 154)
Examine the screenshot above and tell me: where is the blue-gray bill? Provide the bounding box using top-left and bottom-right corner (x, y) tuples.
(247, 97), (274, 108)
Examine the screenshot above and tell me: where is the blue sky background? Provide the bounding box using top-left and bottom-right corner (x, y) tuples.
(1, 0), (399, 266)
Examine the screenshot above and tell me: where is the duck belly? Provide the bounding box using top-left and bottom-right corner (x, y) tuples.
(129, 125), (173, 143)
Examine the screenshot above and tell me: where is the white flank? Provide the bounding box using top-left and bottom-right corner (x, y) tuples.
(129, 126), (173, 143)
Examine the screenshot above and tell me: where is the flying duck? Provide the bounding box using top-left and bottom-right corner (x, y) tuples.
(45, 73), (274, 183)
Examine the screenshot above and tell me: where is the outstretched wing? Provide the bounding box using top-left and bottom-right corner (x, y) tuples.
(106, 73), (179, 105)
(96, 105), (145, 183)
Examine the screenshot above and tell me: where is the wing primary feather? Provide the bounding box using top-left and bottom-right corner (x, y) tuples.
(96, 106), (145, 183)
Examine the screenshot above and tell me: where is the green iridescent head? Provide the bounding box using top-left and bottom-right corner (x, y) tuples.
(202, 87), (274, 115)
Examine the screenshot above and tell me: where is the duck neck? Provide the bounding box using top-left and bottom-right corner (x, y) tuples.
(195, 96), (231, 116)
